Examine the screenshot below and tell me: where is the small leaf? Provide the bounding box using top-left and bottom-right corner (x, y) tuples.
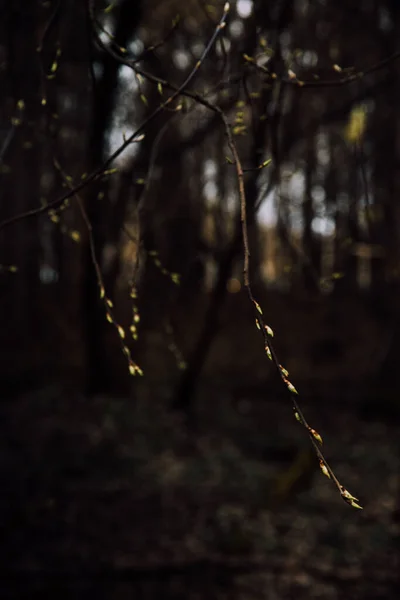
(279, 365), (289, 377)
(319, 459), (331, 479)
(345, 104), (367, 144)
(265, 325), (274, 337)
(254, 301), (263, 315)
(70, 230), (80, 242)
(129, 363), (143, 376)
(233, 125), (246, 135)
(348, 499), (363, 509)
(286, 380), (298, 395)
(309, 427), (323, 445)
(341, 487), (363, 509)
(104, 2), (116, 13)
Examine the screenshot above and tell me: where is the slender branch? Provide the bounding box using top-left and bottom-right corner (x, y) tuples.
(223, 115), (362, 509)
(54, 158), (143, 376)
(245, 48), (400, 88)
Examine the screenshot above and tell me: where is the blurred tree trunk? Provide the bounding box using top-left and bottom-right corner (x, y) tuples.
(368, 6), (400, 404)
(83, 0), (143, 394)
(0, 1), (42, 382)
(302, 139), (321, 292)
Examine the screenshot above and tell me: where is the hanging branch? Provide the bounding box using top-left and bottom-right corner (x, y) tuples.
(222, 114), (362, 509)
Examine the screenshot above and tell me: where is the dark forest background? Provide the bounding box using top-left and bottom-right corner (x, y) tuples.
(0, 0), (399, 598)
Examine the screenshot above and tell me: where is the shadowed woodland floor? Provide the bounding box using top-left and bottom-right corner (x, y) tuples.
(1, 377), (399, 599)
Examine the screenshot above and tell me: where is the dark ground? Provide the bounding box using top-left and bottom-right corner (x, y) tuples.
(1, 380), (399, 599)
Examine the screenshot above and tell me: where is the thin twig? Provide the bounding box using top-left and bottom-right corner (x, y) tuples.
(223, 115), (362, 509)
(245, 48), (400, 88)
(54, 159), (143, 376)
